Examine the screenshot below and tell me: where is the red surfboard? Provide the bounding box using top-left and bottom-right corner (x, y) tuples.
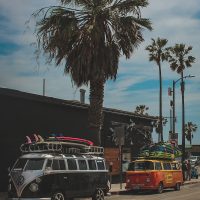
(54, 136), (94, 146)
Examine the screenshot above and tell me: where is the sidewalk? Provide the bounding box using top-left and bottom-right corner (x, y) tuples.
(109, 178), (200, 195)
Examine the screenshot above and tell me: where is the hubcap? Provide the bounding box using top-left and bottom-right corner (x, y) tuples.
(53, 193), (64, 200)
(96, 189), (104, 200)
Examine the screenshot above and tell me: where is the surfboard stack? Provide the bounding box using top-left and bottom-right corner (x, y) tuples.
(20, 134), (104, 155)
(139, 141), (182, 160)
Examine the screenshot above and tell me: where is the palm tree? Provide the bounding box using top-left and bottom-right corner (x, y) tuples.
(134, 105), (149, 115)
(167, 44), (195, 162)
(33, 0), (152, 145)
(145, 38), (169, 142)
(185, 122), (197, 144)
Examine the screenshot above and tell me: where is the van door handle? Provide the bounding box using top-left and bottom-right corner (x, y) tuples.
(64, 177), (68, 179)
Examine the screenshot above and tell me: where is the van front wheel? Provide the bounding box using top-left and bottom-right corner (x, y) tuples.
(157, 183), (163, 194)
(52, 192), (65, 200)
(92, 189), (104, 200)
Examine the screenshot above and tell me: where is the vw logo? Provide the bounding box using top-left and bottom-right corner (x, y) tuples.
(16, 175), (24, 186)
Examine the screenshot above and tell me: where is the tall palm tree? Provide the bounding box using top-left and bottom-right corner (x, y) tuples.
(33, 0), (152, 145)
(185, 122), (197, 144)
(167, 44), (195, 162)
(145, 38), (169, 142)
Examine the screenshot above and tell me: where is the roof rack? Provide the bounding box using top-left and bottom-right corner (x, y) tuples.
(20, 141), (104, 155)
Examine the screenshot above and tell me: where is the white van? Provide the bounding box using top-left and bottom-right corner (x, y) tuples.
(8, 136), (110, 200)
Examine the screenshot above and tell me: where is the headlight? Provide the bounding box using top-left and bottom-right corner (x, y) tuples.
(29, 183), (38, 192)
(36, 177), (41, 183)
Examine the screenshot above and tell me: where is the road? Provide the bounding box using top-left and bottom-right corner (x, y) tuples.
(103, 182), (200, 200)
(1, 183), (199, 200)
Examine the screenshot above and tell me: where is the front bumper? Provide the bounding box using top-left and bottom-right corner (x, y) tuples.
(125, 184), (157, 190)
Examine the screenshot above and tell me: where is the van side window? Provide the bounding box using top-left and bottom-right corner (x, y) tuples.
(46, 159), (52, 169)
(59, 160), (66, 170)
(163, 163), (171, 170)
(78, 159), (87, 170)
(155, 162), (162, 170)
(51, 159), (66, 170)
(88, 160), (97, 170)
(171, 163), (179, 170)
(96, 160), (105, 170)
(67, 159), (77, 170)
(52, 160), (59, 170)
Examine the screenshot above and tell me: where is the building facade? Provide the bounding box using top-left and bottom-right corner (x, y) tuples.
(0, 87), (156, 191)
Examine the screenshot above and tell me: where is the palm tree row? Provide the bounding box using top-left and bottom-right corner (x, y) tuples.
(146, 39), (196, 144)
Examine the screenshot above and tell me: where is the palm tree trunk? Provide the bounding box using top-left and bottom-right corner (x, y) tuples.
(158, 62), (163, 142)
(88, 78), (105, 146)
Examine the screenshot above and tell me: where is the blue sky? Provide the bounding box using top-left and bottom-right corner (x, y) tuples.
(0, 0), (200, 145)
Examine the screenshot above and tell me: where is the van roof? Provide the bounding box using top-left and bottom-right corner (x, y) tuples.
(133, 159), (179, 163)
(20, 153), (104, 160)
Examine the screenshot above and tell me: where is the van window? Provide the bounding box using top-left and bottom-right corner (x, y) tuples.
(171, 163), (180, 170)
(59, 160), (66, 170)
(96, 160), (105, 170)
(13, 159), (27, 170)
(67, 159), (77, 170)
(163, 163), (171, 170)
(46, 159), (66, 170)
(52, 160), (60, 170)
(46, 159), (52, 169)
(128, 161), (154, 171)
(155, 162), (162, 170)
(88, 160), (97, 170)
(78, 160), (87, 170)
(24, 159), (45, 171)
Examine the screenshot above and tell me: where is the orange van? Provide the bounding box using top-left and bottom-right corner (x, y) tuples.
(125, 159), (183, 193)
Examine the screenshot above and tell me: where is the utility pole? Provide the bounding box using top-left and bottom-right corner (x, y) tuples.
(43, 78), (45, 96)
(172, 80), (175, 136)
(181, 73), (185, 164)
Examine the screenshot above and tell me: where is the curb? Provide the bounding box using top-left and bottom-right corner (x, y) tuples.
(110, 191), (126, 195)
(183, 180), (199, 185)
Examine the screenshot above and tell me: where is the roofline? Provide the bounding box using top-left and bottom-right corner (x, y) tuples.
(0, 87), (157, 121)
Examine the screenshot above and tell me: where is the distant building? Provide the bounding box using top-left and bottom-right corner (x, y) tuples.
(0, 87), (157, 191)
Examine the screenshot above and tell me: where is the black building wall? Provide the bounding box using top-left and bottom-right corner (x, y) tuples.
(0, 88), (155, 191)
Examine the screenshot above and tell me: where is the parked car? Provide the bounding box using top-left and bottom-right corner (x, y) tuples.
(190, 156), (200, 166)
(191, 165), (199, 179)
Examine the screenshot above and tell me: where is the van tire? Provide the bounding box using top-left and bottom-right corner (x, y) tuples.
(52, 192), (65, 200)
(174, 183), (180, 191)
(92, 189), (104, 200)
(157, 183), (163, 194)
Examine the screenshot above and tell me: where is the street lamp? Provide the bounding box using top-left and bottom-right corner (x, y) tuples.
(168, 75), (195, 162)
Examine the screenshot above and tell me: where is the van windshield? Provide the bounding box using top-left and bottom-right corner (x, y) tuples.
(13, 158), (45, 171)
(128, 161), (154, 171)
(13, 158), (28, 170)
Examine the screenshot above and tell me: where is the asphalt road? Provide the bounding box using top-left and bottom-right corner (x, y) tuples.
(102, 182), (200, 200)
(1, 183), (199, 200)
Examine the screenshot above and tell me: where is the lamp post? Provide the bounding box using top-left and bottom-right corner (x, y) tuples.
(169, 75), (195, 163)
